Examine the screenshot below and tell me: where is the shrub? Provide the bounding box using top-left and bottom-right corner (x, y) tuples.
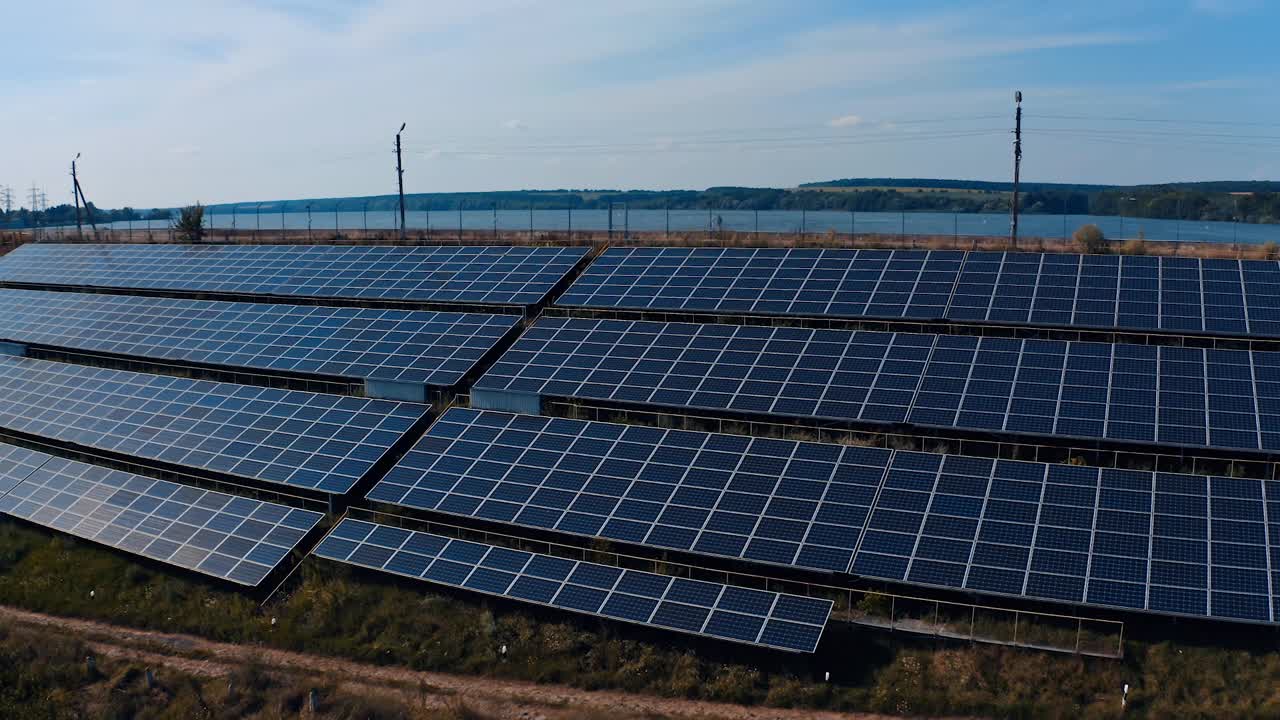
(174, 203), (205, 242)
(1073, 224), (1109, 254)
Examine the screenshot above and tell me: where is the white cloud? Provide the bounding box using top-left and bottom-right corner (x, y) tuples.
(502, 119), (528, 131)
(827, 114), (862, 128)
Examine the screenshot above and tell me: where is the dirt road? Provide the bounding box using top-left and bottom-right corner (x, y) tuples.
(0, 605), (928, 720)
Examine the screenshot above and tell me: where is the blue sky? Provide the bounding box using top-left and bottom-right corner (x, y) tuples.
(2, 0), (1276, 208)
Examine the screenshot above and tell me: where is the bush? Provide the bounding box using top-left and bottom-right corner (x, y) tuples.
(1073, 224), (1109, 254)
(174, 203), (205, 243)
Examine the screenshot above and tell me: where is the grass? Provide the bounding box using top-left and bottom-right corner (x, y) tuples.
(0, 618), (459, 719)
(1, 521), (1279, 718)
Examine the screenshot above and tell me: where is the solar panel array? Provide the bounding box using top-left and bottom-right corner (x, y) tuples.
(476, 318), (932, 424)
(368, 408), (1280, 625)
(367, 408), (890, 573)
(474, 317), (1280, 455)
(559, 248), (1280, 338)
(0, 289), (517, 386)
(910, 336), (1280, 451)
(561, 248), (963, 319)
(852, 451), (1280, 624)
(0, 354), (428, 493)
(0, 445), (323, 586)
(949, 252), (1280, 336)
(0, 244), (588, 306)
(314, 517), (833, 652)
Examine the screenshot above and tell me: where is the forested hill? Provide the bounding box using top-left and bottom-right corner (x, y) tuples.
(799, 178), (1117, 193)
(802, 177), (1280, 193)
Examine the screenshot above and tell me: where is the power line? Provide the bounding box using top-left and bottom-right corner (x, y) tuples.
(1028, 112), (1280, 129)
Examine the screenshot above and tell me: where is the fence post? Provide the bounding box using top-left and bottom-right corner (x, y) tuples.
(567, 207), (572, 242)
(493, 203), (498, 241)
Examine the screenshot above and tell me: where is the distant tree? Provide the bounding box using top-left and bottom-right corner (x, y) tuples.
(175, 203), (205, 242)
(147, 208), (171, 221)
(1073, 223), (1109, 254)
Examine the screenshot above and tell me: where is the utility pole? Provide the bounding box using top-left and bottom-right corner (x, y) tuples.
(1010, 90), (1023, 247)
(395, 123), (406, 240)
(72, 154), (83, 240)
(71, 153), (97, 238)
(0, 186), (12, 214)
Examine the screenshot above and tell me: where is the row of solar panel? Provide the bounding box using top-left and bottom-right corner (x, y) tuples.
(0, 288), (518, 388)
(474, 317), (1280, 455)
(0, 441), (322, 585)
(0, 354), (429, 494)
(0, 244), (587, 307)
(364, 408), (1280, 625)
(559, 247), (1280, 338)
(314, 517), (833, 652)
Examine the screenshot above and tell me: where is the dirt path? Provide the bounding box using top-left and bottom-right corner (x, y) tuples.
(0, 605), (942, 720)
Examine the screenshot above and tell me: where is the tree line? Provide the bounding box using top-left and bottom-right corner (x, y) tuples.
(3, 184), (1279, 228)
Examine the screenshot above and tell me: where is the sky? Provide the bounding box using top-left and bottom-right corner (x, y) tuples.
(2, 0), (1278, 209)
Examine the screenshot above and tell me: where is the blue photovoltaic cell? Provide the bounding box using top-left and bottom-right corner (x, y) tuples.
(852, 452), (1279, 624)
(560, 247), (962, 320)
(313, 518), (833, 652)
(0, 244), (588, 307)
(0, 442), (323, 586)
(0, 288), (517, 386)
(475, 317), (1280, 456)
(0, 354), (428, 493)
(0, 442), (51, 495)
(367, 407), (889, 573)
(557, 248), (1280, 339)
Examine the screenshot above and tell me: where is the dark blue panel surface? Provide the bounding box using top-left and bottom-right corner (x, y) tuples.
(314, 518), (833, 652)
(0, 355), (428, 493)
(0, 445), (322, 586)
(0, 289), (516, 386)
(0, 244), (587, 307)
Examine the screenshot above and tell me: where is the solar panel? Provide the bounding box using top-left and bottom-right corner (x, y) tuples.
(910, 336), (1270, 453)
(0, 244), (588, 307)
(0, 354), (428, 493)
(950, 252), (1270, 336)
(851, 452), (1279, 624)
(0, 445), (323, 586)
(474, 317), (935, 425)
(0, 289), (517, 387)
(313, 517), (833, 652)
(0, 442), (52, 495)
(474, 317), (1280, 456)
(367, 407), (890, 573)
(558, 248), (1280, 340)
(559, 247), (963, 320)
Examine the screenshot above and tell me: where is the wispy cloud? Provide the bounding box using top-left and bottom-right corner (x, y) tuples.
(827, 115), (863, 128)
